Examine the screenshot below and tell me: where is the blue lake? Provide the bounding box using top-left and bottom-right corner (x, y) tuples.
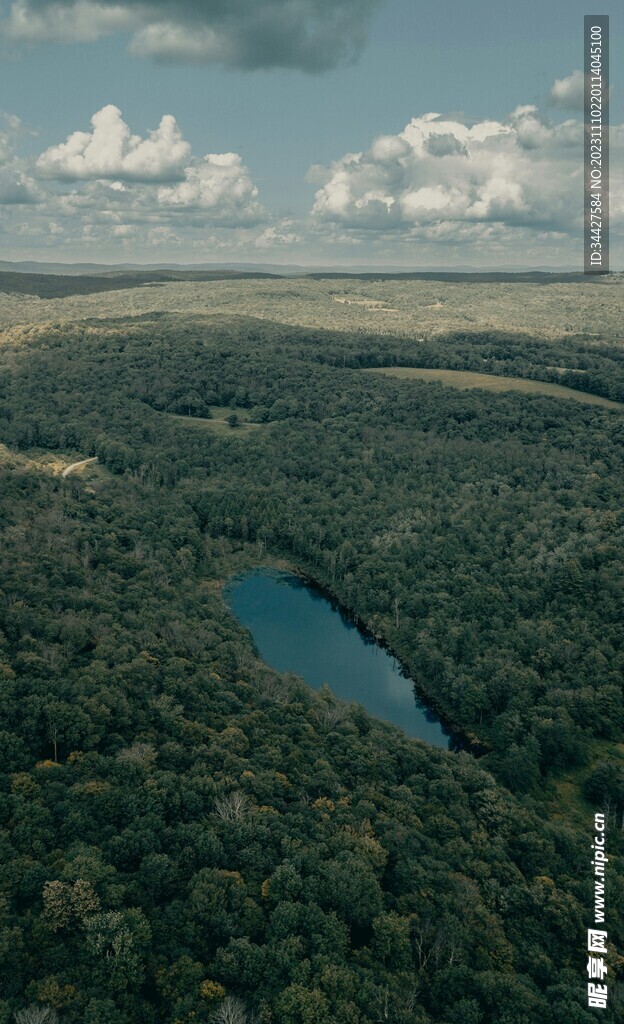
(225, 568), (453, 749)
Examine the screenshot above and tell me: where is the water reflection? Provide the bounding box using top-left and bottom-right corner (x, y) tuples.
(226, 568), (453, 750)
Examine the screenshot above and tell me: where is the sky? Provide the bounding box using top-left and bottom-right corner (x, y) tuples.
(0, 0), (621, 268)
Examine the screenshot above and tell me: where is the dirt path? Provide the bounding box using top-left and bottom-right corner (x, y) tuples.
(62, 456), (98, 478)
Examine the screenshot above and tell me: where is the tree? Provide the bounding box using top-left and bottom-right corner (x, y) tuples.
(214, 791), (250, 822)
(212, 996), (249, 1024)
(14, 1009), (58, 1024)
(276, 985), (332, 1024)
(83, 909), (151, 989)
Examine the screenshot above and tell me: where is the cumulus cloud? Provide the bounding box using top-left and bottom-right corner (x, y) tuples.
(309, 104), (617, 242)
(36, 105), (191, 182)
(0, 163), (274, 259)
(158, 153), (265, 225)
(2, 0), (380, 72)
(7, 104), (269, 253)
(3, 90), (622, 265)
(550, 70), (585, 111)
(255, 220), (302, 248)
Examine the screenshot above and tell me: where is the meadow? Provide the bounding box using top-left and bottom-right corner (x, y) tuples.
(365, 366), (624, 409)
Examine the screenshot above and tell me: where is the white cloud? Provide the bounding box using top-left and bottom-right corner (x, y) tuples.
(158, 152), (264, 224)
(129, 22), (228, 63)
(0, 106), (269, 256)
(509, 105), (551, 150)
(309, 105), (619, 243)
(255, 220), (301, 248)
(550, 70), (585, 111)
(0, 104), (271, 255)
(2, 89), (623, 266)
(36, 105), (191, 182)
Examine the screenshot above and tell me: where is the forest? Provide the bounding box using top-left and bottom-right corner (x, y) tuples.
(0, 310), (623, 1023)
(0, 271), (280, 301)
(0, 270), (600, 302)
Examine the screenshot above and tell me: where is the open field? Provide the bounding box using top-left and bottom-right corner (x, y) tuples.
(365, 366), (624, 409)
(0, 275), (622, 342)
(167, 406), (265, 437)
(332, 296), (395, 311)
(550, 738), (624, 828)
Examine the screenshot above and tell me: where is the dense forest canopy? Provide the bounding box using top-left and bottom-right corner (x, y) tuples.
(0, 269), (613, 301)
(1, 276), (622, 342)
(0, 310), (622, 1022)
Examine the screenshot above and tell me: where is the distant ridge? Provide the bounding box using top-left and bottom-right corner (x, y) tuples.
(0, 259), (585, 276)
(0, 269), (284, 299)
(304, 271), (607, 284)
(0, 260), (297, 276)
(0, 266), (616, 299)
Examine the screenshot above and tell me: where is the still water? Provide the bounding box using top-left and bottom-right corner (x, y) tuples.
(226, 568), (452, 749)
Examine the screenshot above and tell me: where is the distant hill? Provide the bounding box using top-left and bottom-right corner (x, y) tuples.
(0, 260), (298, 276)
(304, 270), (604, 284)
(0, 266), (615, 299)
(0, 268), (281, 298)
(0, 259), (585, 276)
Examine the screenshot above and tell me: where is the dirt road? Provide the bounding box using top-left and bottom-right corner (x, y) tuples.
(62, 456), (98, 478)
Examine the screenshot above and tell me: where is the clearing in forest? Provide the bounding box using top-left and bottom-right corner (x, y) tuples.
(167, 406), (265, 436)
(365, 367), (624, 409)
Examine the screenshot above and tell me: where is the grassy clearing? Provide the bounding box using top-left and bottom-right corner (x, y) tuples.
(548, 739), (624, 827)
(0, 445), (110, 483)
(168, 406), (265, 437)
(0, 443), (67, 475)
(364, 366), (624, 410)
(332, 296), (396, 311)
(545, 366), (589, 374)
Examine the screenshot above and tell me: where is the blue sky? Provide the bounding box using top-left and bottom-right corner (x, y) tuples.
(0, 0), (621, 266)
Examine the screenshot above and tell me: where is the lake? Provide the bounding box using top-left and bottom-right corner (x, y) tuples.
(225, 568), (453, 749)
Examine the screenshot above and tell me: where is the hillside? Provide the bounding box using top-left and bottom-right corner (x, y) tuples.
(0, 307), (622, 1022)
(0, 270), (281, 300)
(0, 275), (623, 340)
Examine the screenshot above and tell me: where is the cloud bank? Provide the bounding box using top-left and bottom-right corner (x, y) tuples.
(32, 105), (265, 225)
(2, 0), (380, 71)
(308, 105), (614, 247)
(1, 77), (622, 265)
(0, 105), (268, 256)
